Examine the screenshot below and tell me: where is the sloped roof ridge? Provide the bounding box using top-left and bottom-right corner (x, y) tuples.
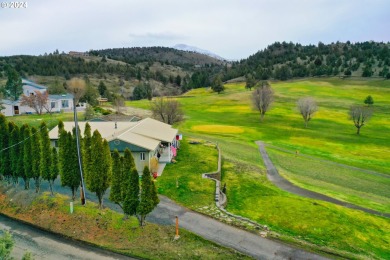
(22, 79), (47, 89)
(116, 118), (145, 139)
(115, 132), (157, 151)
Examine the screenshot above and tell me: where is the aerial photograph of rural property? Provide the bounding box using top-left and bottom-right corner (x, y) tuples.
(0, 0), (389, 259)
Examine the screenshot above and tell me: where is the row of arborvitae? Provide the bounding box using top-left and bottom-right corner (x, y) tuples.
(0, 114), (58, 193)
(58, 121), (159, 225)
(0, 114), (158, 225)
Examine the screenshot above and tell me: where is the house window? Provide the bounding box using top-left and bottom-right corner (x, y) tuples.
(54, 140), (58, 147)
(61, 100), (69, 108)
(51, 101), (56, 109)
(140, 152), (145, 161)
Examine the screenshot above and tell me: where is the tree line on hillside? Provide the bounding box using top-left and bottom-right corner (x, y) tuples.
(0, 115), (159, 226)
(225, 41), (390, 81)
(248, 81), (374, 134)
(89, 46), (222, 68)
(0, 55), (131, 79)
(2, 41), (388, 102)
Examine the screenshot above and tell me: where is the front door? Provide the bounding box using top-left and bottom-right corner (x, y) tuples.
(13, 106), (19, 115)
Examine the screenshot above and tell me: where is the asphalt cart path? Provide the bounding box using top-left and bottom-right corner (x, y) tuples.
(256, 141), (390, 218)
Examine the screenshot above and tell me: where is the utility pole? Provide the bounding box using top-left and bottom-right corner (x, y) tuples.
(67, 78), (87, 206)
(74, 97), (86, 205)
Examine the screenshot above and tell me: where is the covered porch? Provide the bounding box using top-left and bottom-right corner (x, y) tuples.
(158, 139), (180, 163)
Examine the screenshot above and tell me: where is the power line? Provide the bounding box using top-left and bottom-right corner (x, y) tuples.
(0, 119), (58, 153)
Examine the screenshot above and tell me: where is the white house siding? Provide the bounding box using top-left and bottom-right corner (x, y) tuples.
(49, 98), (74, 112)
(23, 84), (46, 96)
(1, 103), (14, 117)
(132, 151), (151, 174)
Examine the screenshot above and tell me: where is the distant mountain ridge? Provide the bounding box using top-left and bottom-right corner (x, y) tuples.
(173, 44), (226, 61)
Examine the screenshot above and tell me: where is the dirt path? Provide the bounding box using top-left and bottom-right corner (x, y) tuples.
(256, 141), (390, 218)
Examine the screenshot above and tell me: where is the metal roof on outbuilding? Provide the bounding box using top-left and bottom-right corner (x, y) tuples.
(22, 79), (47, 90)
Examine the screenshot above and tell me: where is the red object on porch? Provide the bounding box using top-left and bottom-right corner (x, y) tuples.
(153, 172), (158, 179)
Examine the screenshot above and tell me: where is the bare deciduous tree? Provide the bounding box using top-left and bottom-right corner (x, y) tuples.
(252, 82), (274, 121)
(113, 95), (125, 114)
(297, 97), (318, 128)
(20, 91), (49, 114)
(67, 78), (86, 105)
(349, 105), (373, 135)
(150, 97), (183, 125)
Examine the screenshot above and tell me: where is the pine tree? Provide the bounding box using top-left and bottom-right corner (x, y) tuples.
(57, 121), (66, 176)
(109, 149), (124, 207)
(40, 122), (52, 192)
(17, 124), (26, 185)
(5, 67), (23, 100)
(0, 116), (8, 180)
(137, 166), (158, 226)
(22, 125), (32, 189)
(9, 124), (20, 185)
(31, 127), (42, 193)
(0, 114), (7, 181)
(364, 95), (374, 106)
(211, 74), (225, 94)
(0, 116), (10, 182)
(48, 147), (59, 195)
(3, 122), (15, 184)
(60, 131), (80, 200)
(82, 123), (92, 183)
(88, 130), (111, 209)
(123, 149), (139, 217)
(123, 168), (140, 216)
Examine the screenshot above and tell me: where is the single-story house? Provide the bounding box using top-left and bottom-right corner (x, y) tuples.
(1, 79), (76, 116)
(48, 117), (179, 174)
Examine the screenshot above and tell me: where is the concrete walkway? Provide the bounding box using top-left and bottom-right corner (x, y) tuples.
(148, 196), (329, 260)
(256, 141), (390, 218)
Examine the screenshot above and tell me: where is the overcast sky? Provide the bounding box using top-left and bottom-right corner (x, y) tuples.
(1, 0), (389, 60)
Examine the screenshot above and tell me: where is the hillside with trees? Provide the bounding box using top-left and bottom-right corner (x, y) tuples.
(90, 46), (223, 68)
(0, 48), (225, 100)
(225, 41), (390, 81)
(1, 41), (389, 103)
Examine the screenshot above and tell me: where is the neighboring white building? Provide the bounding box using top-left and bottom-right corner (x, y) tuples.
(0, 79), (75, 116)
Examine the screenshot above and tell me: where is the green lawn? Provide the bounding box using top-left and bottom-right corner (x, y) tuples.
(130, 78), (390, 259)
(7, 112), (84, 129)
(157, 139), (218, 209)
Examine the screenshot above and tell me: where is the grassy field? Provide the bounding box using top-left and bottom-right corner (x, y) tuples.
(267, 146), (390, 212)
(158, 137), (390, 259)
(130, 77), (390, 259)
